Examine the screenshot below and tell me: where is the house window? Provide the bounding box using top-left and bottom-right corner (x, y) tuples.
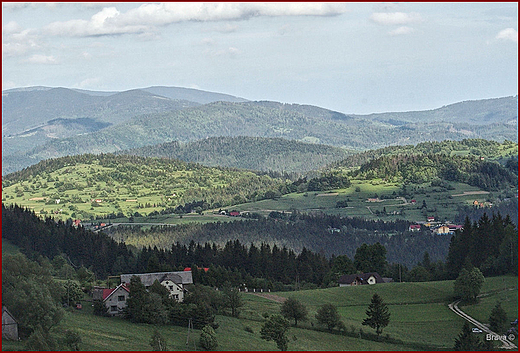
(169, 285), (174, 291)
(110, 305), (118, 312)
(118, 295), (125, 302)
(173, 294), (179, 300)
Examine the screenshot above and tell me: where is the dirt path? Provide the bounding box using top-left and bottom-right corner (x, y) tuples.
(248, 292), (287, 303)
(451, 191), (490, 197)
(448, 298), (517, 349)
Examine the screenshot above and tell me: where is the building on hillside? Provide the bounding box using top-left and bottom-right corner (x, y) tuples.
(433, 225), (452, 235)
(448, 225), (463, 232)
(2, 306), (18, 340)
(183, 267), (209, 273)
(99, 283), (130, 316)
(120, 271), (193, 302)
(409, 224), (421, 232)
(337, 272), (385, 287)
(228, 211), (240, 217)
(427, 216), (435, 222)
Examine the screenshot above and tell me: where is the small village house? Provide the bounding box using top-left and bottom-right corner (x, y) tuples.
(101, 283), (130, 316)
(120, 271), (193, 302)
(337, 272), (385, 287)
(433, 225), (452, 235)
(409, 224), (421, 232)
(2, 306), (18, 340)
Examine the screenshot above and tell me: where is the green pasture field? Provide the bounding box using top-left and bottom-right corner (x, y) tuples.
(233, 179), (493, 223)
(1, 161), (265, 223)
(2, 276), (516, 351)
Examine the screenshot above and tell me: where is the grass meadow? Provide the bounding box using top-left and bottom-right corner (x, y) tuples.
(233, 179), (489, 223)
(3, 275), (515, 351)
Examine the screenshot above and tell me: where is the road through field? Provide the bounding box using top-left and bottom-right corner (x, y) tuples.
(448, 299), (517, 349)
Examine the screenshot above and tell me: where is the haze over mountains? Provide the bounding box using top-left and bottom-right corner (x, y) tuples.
(2, 86), (518, 175)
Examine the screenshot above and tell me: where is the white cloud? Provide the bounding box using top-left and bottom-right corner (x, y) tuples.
(44, 7), (150, 36)
(43, 3), (348, 37)
(496, 28), (518, 43)
(370, 12), (422, 26)
(3, 21), (23, 34)
(389, 26), (414, 36)
(26, 54), (57, 64)
(2, 23), (41, 57)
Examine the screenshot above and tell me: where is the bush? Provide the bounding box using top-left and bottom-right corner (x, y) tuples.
(199, 325), (218, 351)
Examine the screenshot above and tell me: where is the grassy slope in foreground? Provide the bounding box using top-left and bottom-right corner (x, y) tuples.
(3, 276), (515, 351)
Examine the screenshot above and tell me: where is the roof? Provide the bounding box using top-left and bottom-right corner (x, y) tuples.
(102, 283), (130, 302)
(184, 267), (209, 272)
(409, 224), (421, 229)
(120, 271), (193, 287)
(2, 307), (17, 324)
(337, 272), (385, 285)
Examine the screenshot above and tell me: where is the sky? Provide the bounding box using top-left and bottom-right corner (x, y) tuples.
(2, 2), (518, 114)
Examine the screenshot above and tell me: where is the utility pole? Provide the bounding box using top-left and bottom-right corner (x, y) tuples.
(186, 318), (196, 350)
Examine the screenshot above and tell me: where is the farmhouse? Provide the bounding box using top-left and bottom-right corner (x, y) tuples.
(448, 224), (463, 232)
(2, 306), (18, 340)
(338, 272), (385, 287)
(409, 224), (421, 232)
(100, 283), (130, 316)
(433, 225), (452, 235)
(120, 271), (193, 302)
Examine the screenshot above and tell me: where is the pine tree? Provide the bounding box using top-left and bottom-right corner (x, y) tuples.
(454, 322), (483, 350)
(489, 301), (508, 334)
(362, 293), (390, 336)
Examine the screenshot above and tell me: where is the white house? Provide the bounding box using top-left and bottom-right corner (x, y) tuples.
(120, 271), (193, 302)
(102, 283), (130, 316)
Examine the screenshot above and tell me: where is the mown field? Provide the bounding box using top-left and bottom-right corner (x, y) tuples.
(2, 275), (516, 351)
(233, 179), (492, 223)
(1, 157), (283, 223)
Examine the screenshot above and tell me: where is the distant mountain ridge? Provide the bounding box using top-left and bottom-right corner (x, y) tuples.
(2, 86), (517, 175)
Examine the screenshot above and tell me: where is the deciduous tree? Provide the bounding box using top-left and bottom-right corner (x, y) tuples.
(280, 297), (308, 327)
(315, 303), (342, 332)
(260, 314), (290, 351)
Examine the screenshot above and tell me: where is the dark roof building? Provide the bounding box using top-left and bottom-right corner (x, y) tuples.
(337, 272), (385, 287)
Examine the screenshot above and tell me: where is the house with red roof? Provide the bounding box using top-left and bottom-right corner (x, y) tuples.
(93, 283), (130, 316)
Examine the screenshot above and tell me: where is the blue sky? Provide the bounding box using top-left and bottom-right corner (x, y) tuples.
(2, 2), (518, 114)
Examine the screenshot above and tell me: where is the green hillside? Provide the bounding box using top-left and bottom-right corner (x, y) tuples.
(118, 136), (353, 174)
(1, 154), (286, 221)
(330, 139), (518, 170)
(3, 275), (516, 351)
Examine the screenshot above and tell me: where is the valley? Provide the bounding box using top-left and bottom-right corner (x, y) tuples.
(2, 87), (518, 352)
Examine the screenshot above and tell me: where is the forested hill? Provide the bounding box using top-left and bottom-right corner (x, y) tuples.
(116, 136), (352, 174)
(329, 139), (518, 170)
(4, 97), (517, 175)
(350, 154), (517, 191)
